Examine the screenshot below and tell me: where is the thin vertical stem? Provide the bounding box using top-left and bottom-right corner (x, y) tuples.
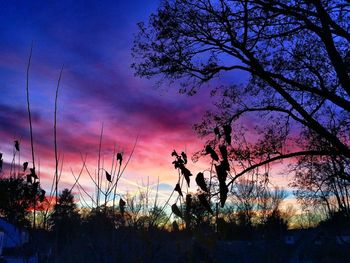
(54, 66), (64, 205)
(26, 43), (35, 170)
(26, 43), (37, 229)
(97, 123), (104, 207)
(153, 176), (159, 210)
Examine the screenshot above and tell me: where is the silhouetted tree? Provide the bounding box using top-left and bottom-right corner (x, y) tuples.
(231, 178), (259, 228)
(0, 176), (45, 227)
(187, 193), (212, 230)
(49, 189), (80, 236)
(148, 206), (168, 228)
(133, 0), (350, 193)
(261, 209), (288, 239)
(215, 178), (289, 239)
(82, 207), (115, 235)
(258, 186), (287, 224)
(319, 210), (350, 230)
(291, 153), (350, 218)
(170, 150), (217, 230)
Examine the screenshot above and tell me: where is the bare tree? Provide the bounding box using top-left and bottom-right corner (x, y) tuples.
(132, 1), (350, 204)
(291, 153), (350, 217)
(231, 178), (259, 227)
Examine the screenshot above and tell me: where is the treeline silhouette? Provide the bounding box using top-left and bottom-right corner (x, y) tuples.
(1, 143), (350, 262)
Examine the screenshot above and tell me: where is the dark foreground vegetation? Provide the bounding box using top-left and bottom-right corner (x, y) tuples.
(1, 0), (350, 262)
(1, 152), (350, 263)
(26, 212), (350, 263)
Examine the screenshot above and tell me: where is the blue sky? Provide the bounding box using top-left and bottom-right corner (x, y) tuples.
(0, 1), (297, 209)
(0, 1), (221, 197)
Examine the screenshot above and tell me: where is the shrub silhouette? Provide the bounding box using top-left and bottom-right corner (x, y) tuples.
(0, 176), (45, 227)
(49, 188), (80, 235)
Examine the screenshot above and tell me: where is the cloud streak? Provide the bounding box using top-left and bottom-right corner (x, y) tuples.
(1, 1), (290, 207)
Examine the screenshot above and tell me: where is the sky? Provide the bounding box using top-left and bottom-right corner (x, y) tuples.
(0, 1), (295, 207)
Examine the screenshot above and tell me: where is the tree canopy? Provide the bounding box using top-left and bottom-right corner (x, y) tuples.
(0, 176), (45, 227)
(132, 0), (350, 190)
(49, 188), (80, 231)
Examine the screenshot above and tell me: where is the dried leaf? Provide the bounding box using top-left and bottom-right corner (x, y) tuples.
(172, 160), (180, 169)
(116, 153), (123, 165)
(30, 168), (38, 179)
(171, 150), (179, 157)
(195, 172), (208, 192)
(219, 181), (228, 207)
(14, 140), (20, 151)
(105, 171), (112, 182)
(205, 145), (219, 161)
(181, 151), (187, 164)
(174, 183), (183, 196)
(180, 166), (192, 187)
(215, 163), (227, 183)
(171, 203), (182, 218)
(23, 162), (29, 172)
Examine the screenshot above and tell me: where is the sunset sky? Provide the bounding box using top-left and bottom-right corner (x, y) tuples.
(0, 1), (294, 206)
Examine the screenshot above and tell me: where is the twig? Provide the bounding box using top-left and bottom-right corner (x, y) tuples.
(71, 168), (97, 206)
(69, 154), (87, 193)
(54, 65), (64, 205)
(26, 42), (35, 170)
(97, 123), (104, 207)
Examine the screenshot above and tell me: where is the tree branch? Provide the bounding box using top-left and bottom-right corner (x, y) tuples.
(227, 150), (339, 187)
